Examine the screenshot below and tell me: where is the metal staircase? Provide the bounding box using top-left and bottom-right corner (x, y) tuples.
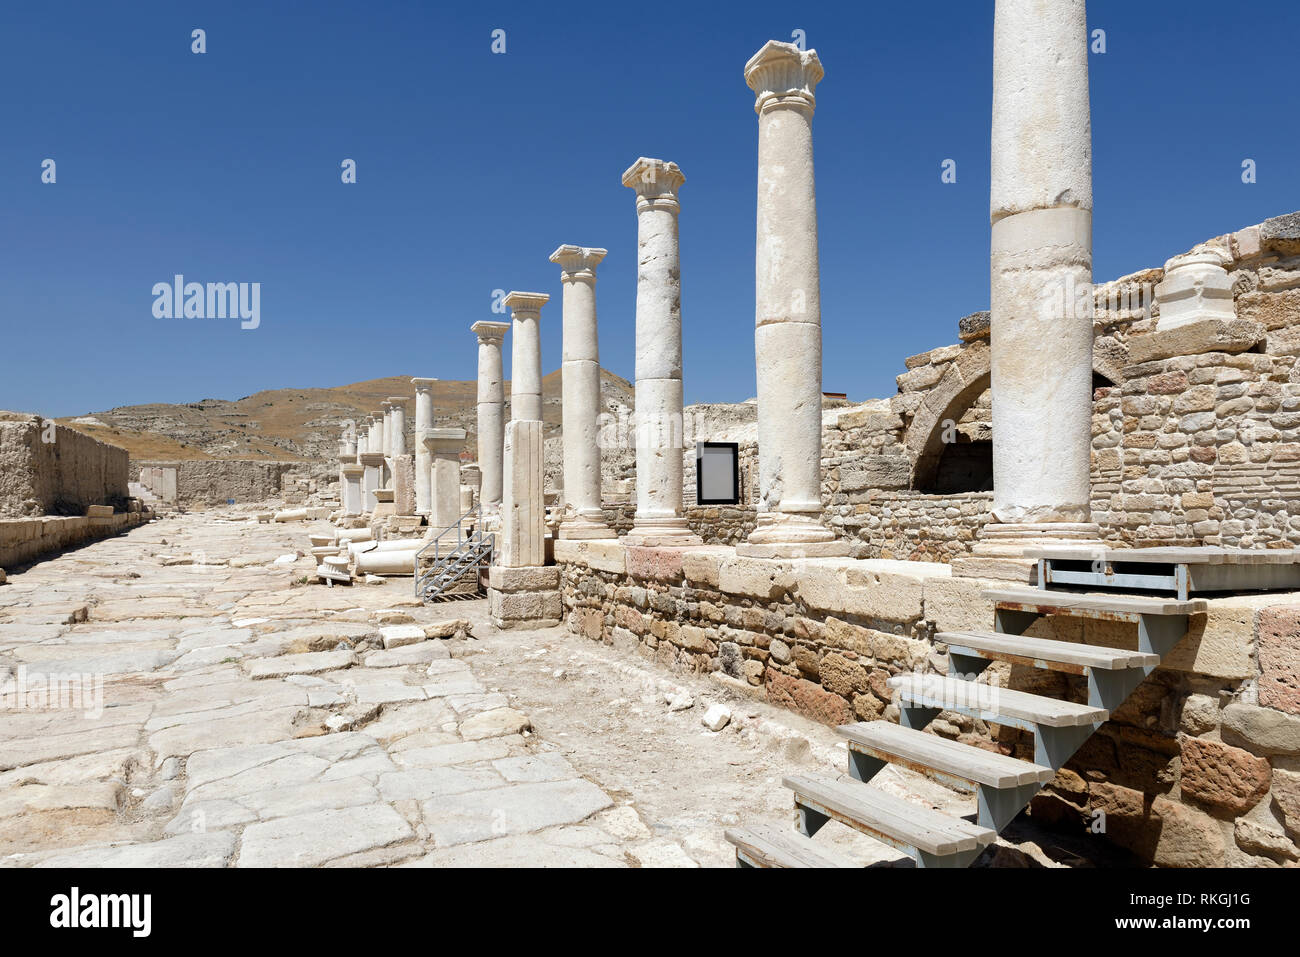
(726, 586), (1205, 868)
(415, 504), (494, 604)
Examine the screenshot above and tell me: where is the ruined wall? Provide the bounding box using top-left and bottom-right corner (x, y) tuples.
(136, 459), (296, 506)
(0, 413), (129, 517)
(557, 540), (1300, 866)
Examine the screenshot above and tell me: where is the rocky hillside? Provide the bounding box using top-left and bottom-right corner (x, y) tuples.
(59, 369), (637, 464)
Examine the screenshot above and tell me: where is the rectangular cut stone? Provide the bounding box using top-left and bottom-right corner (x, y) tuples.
(392, 455), (416, 516)
(489, 565), (560, 593)
(553, 539), (627, 574)
(501, 420), (544, 568)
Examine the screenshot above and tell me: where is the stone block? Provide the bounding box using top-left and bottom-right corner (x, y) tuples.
(1150, 796), (1227, 867)
(552, 538), (626, 575)
(680, 547), (731, 587)
(923, 575), (995, 633)
(1178, 735), (1271, 815)
(488, 564), (560, 593)
(1161, 595), (1269, 680)
(500, 420), (544, 568)
(490, 588), (562, 625)
(1127, 319), (1264, 363)
(839, 455), (911, 492)
(1222, 703), (1300, 756)
(717, 556), (796, 601)
(624, 546), (685, 582)
(1258, 605), (1300, 714)
(763, 666), (852, 726)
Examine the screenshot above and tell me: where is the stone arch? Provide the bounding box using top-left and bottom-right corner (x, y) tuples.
(905, 344), (991, 493)
(904, 341), (1122, 491)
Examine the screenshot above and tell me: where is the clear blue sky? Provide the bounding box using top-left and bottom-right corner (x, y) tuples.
(2, 1), (1296, 417)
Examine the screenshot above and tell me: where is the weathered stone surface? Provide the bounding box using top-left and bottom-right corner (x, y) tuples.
(1150, 796), (1226, 867)
(421, 778), (613, 847)
(237, 803), (414, 867)
(1128, 319), (1264, 363)
(1222, 703), (1300, 756)
(363, 642), (449, 668)
(1258, 605), (1300, 715)
(243, 649), (356, 679)
(375, 624), (423, 649)
(459, 707), (531, 741)
(958, 310), (990, 341)
(764, 667), (851, 726)
(1178, 735), (1271, 814)
(35, 831), (237, 868)
(1234, 818), (1297, 860)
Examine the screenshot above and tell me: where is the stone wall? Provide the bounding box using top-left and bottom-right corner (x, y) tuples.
(0, 412), (129, 518)
(136, 459), (297, 506)
(1093, 352), (1300, 546)
(555, 539), (1300, 866)
(0, 511), (149, 569)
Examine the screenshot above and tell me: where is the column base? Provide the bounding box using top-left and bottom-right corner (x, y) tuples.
(488, 565), (562, 630)
(953, 522), (1104, 583)
(558, 512), (617, 540)
(737, 510), (849, 558)
(622, 516), (702, 547)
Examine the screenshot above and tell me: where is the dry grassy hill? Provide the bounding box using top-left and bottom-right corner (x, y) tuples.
(58, 369), (636, 464)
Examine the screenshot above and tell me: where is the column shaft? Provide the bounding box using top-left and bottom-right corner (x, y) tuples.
(472, 322), (510, 507)
(412, 380), (435, 515)
(621, 158), (700, 546)
(989, 0), (1094, 526)
(552, 245), (615, 539)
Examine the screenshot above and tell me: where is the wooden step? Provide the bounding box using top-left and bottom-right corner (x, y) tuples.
(784, 773), (995, 858)
(724, 823), (860, 868)
(941, 629), (1159, 674)
(837, 721), (1053, 788)
(888, 673), (1108, 728)
(983, 587), (1205, 620)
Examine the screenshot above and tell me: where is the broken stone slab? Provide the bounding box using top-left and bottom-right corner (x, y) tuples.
(33, 831), (237, 868)
(363, 642), (449, 668)
(242, 649), (357, 679)
(1128, 318), (1264, 363)
(379, 624), (426, 649)
(459, 707), (531, 741)
(236, 803), (415, 867)
(420, 778), (613, 847)
(424, 618), (472, 639)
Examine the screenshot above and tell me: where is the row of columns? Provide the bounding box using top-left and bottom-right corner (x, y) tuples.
(345, 9), (1099, 568)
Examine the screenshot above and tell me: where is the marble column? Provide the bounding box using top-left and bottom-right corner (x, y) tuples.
(367, 414), (382, 457)
(739, 40), (846, 558)
(551, 244), (615, 539)
(387, 397), (407, 458)
(412, 378), (436, 515)
(503, 292), (546, 423)
(974, 0), (1099, 566)
(621, 157), (700, 546)
(471, 321), (510, 509)
(500, 291), (549, 567)
(381, 401), (394, 457)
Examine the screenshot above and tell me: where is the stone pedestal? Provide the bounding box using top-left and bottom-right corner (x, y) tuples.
(371, 488), (396, 521)
(551, 244), (616, 540)
(472, 321), (510, 511)
(969, 0), (1102, 575)
(488, 565), (562, 630)
(412, 378), (436, 516)
(359, 451), (384, 514)
(499, 419), (545, 567)
(621, 157), (701, 547)
(392, 454), (417, 517)
(341, 464), (364, 516)
(424, 427), (467, 537)
(738, 40), (846, 559)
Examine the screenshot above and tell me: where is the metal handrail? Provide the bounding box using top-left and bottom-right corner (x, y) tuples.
(415, 503), (493, 599)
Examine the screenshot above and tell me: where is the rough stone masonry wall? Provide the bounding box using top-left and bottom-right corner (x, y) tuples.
(557, 540), (1300, 866)
(136, 459), (297, 506)
(1093, 352), (1300, 546)
(0, 412), (129, 517)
